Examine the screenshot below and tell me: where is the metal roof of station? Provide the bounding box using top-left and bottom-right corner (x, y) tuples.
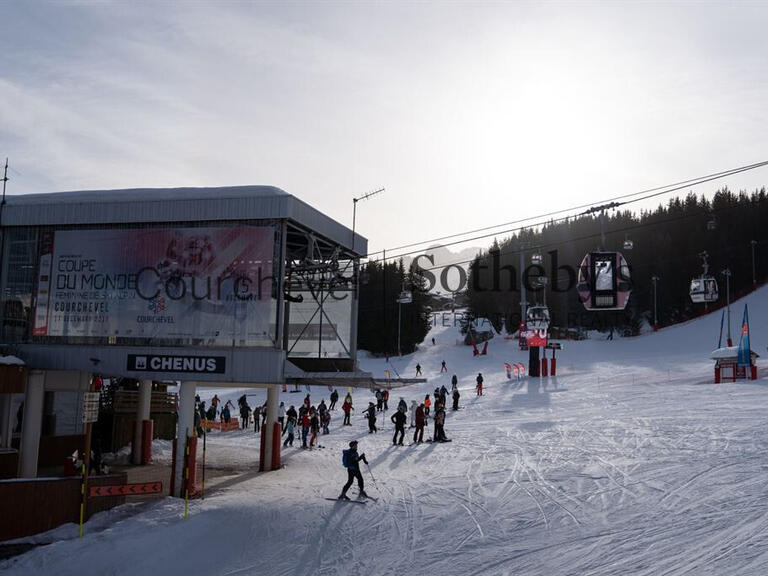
(2, 185), (367, 256)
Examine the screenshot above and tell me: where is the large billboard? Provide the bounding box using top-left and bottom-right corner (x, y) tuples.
(33, 226), (274, 344)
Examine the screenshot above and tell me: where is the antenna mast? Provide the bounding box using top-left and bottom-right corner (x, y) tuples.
(352, 187), (384, 254)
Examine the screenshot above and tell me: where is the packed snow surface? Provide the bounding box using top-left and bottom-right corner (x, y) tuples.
(3, 288), (768, 575)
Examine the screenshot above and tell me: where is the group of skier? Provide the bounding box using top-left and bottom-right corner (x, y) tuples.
(281, 390), (353, 449)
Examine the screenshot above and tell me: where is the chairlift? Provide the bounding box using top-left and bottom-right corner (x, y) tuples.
(577, 251), (632, 311)
(531, 252), (543, 265)
(689, 251), (718, 303)
(526, 305), (550, 331)
(623, 235), (634, 250)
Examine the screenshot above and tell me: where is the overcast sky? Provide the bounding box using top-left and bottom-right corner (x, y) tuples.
(2, 1), (768, 260)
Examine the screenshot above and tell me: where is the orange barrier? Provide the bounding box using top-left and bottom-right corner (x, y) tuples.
(202, 419), (240, 432)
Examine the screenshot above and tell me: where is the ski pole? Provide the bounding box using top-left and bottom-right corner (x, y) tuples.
(365, 461), (380, 491)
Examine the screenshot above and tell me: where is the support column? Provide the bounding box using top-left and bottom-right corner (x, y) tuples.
(172, 381), (196, 497)
(19, 371), (45, 478)
(132, 380), (152, 465)
(262, 385), (280, 471)
(0, 394), (11, 448)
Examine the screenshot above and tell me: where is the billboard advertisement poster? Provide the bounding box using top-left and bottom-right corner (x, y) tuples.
(33, 226), (274, 343)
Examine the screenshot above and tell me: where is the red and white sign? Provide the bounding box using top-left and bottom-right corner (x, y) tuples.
(90, 482), (163, 497)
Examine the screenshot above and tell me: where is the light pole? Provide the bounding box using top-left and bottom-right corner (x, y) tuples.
(651, 276), (660, 330)
(750, 240), (757, 287)
(721, 268), (732, 346)
(397, 288), (412, 356)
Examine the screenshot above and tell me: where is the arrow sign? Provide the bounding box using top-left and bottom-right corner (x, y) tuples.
(90, 481), (163, 498)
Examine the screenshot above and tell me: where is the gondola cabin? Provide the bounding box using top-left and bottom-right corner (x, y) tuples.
(577, 251), (632, 311)
(689, 277), (718, 303)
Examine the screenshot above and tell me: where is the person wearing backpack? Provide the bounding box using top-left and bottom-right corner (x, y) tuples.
(339, 440), (369, 500)
(391, 407), (407, 445)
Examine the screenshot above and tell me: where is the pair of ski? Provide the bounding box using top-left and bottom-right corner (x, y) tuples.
(325, 495), (378, 505)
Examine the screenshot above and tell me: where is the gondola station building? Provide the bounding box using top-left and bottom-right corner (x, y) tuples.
(0, 186), (373, 515)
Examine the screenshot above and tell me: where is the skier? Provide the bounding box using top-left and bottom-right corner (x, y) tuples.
(322, 410), (331, 434)
(339, 440), (369, 500)
(282, 417), (295, 447)
(409, 399), (418, 428)
(329, 389), (339, 410)
(440, 385), (448, 406)
(211, 394), (220, 417)
(413, 403), (425, 443)
(397, 396), (407, 413)
(375, 389), (383, 412)
(240, 401), (251, 429)
(391, 407), (407, 445)
(344, 391), (353, 405)
(304, 393), (311, 410)
(476, 373), (484, 396)
(286, 404), (297, 425)
(452, 387), (461, 411)
(301, 410), (311, 448)
(364, 402), (377, 434)
(278, 401), (286, 429)
(309, 407), (320, 448)
(434, 405), (448, 442)
(440, 360), (447, 373)
(342, 398), (354, 425)
(432, 337), (435, 346)
(382, 389), (390, 411)
(451, 374), (458, 391)
(416, 363), (422, 376)
(424, 394), (431, 418)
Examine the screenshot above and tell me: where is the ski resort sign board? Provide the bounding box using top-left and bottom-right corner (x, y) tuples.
(33, 226), (274, 344)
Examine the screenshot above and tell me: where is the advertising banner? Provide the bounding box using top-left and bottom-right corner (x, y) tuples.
(33, 226), (274, 343)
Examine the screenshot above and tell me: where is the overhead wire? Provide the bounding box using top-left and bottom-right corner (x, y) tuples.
(366, 159), (768, 262)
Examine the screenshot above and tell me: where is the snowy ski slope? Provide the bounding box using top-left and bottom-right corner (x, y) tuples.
(2, 287), (768, 575)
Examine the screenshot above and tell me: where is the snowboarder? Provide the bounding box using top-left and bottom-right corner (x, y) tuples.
(364, 402), (377, 433)
(342, 398), (354, 425)
(452, 387), (460, 411)
(339, 440), (369, 500)
(391, 408), (407, 445)
(413, 403), (425, 443)
(476, 373), (484, 396)
(409, 399), (418, 428)
(440, 360), (447, 373)
(416, 364), (422, 376)
(329, 389), (339, 410)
